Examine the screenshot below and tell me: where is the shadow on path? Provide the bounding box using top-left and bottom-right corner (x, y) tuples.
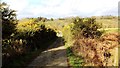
(27, 37), (68, 68)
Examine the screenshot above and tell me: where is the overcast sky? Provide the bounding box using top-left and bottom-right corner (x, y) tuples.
(2, 0), (119, 19)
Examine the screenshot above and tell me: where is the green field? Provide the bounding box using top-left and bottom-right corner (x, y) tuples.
(98, 28), (120, 34)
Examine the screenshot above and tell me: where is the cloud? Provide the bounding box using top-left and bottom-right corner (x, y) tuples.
(2, 0), (29, 17)
(2, 0), (28, 11)
(2, 0), (119, 19)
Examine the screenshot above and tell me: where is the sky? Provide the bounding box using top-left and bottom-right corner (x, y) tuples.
(2, 0), (119, 19)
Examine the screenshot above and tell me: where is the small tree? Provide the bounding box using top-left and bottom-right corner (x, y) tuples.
(50, 18), (54, 21)
(1, 2), (17, 39)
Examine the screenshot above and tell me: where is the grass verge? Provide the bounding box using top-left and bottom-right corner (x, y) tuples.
(66, 47), (85, 68)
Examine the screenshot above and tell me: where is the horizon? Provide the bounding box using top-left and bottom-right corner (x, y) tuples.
(2, 0), (119, 19)
(17, 14), (118, 20)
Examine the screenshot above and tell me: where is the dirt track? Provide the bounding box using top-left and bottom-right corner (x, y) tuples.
(27, 37), (68, 68)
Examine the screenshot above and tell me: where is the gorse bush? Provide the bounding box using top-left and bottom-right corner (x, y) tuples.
(2, 19), (57, 67)
(15, 19), (57, 50)
(2, 3), (57, 67)
(71, 17), (102, 39)
(16, 19), (40, 32)
(2, 39), (27, 58)
(69, 17), (119, 66)
(65, 17), (104, 66)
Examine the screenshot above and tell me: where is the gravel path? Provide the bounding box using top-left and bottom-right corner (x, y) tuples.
(27, 37), (68, 68)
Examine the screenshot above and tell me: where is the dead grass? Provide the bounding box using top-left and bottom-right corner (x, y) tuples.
(72, 33), (119, 66)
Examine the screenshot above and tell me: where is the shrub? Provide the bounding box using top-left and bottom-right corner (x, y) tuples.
(2, 16), (57, 67)
(71, 17), (102, 39)
(15, 22), (57, 51)
(2, 39), (27, 66)
(50, 18), (54, 21)
(58, 18), (65, 20)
